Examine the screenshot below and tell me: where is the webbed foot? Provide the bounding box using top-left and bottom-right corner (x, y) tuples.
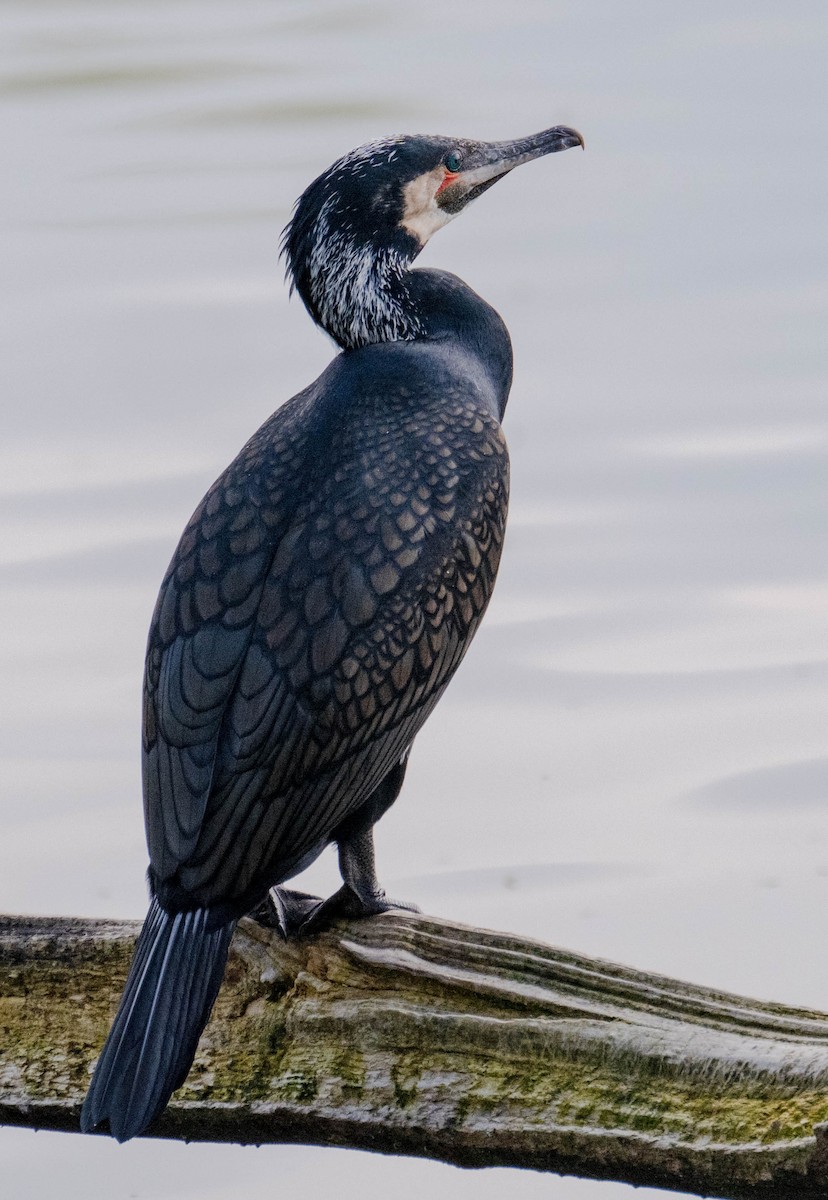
(249, 886), (324, 940)
(298, 884), (420, 936)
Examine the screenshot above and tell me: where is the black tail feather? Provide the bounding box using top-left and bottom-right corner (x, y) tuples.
(81, 898), (235, 1142)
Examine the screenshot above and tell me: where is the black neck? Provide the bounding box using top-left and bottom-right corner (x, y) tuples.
(295, 240), (513, 417)
(405, 269), (514, 418)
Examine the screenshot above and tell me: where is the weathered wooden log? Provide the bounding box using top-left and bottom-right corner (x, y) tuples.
(3, 911), (828, 1199)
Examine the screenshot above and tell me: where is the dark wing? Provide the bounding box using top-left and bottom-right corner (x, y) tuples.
(142, 402), (310, 882)
(146, 391), (508, 911)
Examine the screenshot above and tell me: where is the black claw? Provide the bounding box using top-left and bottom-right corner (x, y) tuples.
(249, 887), (324, 939)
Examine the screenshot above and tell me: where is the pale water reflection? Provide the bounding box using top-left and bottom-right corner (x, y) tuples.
(2, 1), (827, 1197)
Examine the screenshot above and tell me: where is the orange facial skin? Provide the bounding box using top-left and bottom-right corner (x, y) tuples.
(435, 169), (459, 196)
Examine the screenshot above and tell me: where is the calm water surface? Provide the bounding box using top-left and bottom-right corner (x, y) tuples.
(2, 2), (828, 1197)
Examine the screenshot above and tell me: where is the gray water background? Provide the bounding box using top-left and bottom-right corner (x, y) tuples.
(2, 2), (827, 1196)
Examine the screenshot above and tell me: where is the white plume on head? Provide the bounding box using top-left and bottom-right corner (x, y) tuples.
(306, 194), (422, 350)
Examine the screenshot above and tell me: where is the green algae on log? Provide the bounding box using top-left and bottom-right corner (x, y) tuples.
(3, 913), (828, 1198)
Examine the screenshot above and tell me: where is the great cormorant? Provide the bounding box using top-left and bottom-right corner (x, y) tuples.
(81, 124), (583, 1142)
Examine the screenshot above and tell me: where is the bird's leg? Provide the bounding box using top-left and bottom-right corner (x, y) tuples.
(298, 824), (420, 935)
(299, 756), (420, 935)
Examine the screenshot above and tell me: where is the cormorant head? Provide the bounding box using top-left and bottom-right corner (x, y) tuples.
(282, 126), (583, 350)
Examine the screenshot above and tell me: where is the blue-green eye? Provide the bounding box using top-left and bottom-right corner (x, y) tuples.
(444, 152), (462, 173)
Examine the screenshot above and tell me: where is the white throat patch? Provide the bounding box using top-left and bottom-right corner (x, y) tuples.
(400, 167), (456, 246)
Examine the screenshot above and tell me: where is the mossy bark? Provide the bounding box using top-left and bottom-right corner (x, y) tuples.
(3, 912), (828, 1198)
